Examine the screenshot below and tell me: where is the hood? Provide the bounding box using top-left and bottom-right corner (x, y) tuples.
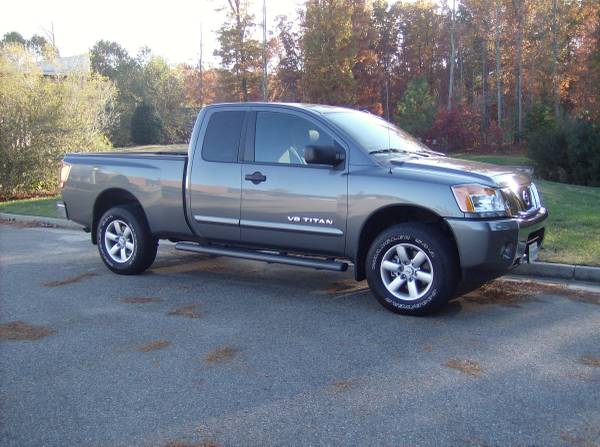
(389, 155), (533, 188)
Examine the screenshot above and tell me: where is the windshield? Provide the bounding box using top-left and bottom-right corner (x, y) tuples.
(325, 110), (434, 157)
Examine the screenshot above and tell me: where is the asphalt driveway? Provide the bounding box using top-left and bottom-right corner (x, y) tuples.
(0, 222), (599, 447)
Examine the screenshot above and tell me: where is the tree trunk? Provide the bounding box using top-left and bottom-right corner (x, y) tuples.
(261, 0), (268, 101)
(551, 0), (560, 117)
(448, 0), (456, 110)
(482, 36), (489, 133)
(495, 0), (502, 127)
(513, 0), (524, 141)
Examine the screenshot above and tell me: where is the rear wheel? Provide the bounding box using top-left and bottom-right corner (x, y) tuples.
(97, 206), (157, 275)
(366, 223), (457, 316)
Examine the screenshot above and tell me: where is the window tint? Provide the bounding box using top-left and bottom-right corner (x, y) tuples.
(255, 112), (335, 165)
(202, 111), (245, 162)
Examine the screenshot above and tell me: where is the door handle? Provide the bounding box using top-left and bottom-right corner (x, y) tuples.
(245, 171), (267, 184)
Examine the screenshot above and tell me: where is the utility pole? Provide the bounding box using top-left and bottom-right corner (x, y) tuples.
(262, 0), (268, 101)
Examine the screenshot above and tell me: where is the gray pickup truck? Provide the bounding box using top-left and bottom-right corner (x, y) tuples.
(59, 103), (547, 315)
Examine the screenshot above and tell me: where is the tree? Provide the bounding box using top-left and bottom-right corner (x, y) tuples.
(90, 40), (141, 145)
(0, 44), (115, 198)
(274, 15), (303, 101)
(372, 0), (401, 120)
(130, 101), (164, 145)
(302, 0), (356, 105)
(351, 0), (381, 114)
(214, 0), (262, 101)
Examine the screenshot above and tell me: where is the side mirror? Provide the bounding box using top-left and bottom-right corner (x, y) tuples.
(304, 144), (345, 167)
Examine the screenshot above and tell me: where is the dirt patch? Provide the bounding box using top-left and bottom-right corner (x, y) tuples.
(121, 296), (162, 304)
(321, 279), (368, 296)
(0, 321), (54, 341)
(444, 358), (483, 378)
(579, 355), (600, 367)
(464, 279), (600, 307)
(204, 346), (238, 364)
(137, 340), (171, 353)
(560, 429), (600, 447)
(168, 304), (202, 319)
(0, 218), (57, 228)
(328, 379), (355, 393)
(163, 441), (220, 447)
(44, 272), (97, 287)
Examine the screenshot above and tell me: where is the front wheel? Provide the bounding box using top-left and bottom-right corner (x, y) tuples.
(366, 223), (457, 316)
(97, 206), (158, 275)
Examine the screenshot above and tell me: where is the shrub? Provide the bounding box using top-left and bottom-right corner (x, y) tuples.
(0, 44), (116, 199)
(528, 117), (600, 186)
(427, 105), (481, 152)
(130, 101), (164, 145)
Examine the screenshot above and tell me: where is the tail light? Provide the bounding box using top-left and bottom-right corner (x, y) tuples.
(59, 161), (71, 189)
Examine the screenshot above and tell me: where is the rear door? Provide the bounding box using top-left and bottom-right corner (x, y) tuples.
(188, 108), (246, 242)
(240, 109), (348, 255)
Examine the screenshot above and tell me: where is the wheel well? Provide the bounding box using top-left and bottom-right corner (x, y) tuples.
(354, 205), (460, 281)
(91, 189), (146, 244)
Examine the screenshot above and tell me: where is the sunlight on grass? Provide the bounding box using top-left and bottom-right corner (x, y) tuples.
(0, 196), (60, 218)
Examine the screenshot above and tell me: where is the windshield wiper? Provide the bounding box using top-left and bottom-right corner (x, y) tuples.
(368, 148), (407, 155)
(369, 148), (435, 157)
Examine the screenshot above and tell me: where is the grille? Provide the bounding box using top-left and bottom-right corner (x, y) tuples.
(503, 183), (542, 217)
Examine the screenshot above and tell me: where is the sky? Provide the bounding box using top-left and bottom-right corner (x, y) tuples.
(1, 0), (305, 66)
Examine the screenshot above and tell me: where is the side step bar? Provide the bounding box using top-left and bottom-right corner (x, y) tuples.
(175, 242), (348, 272)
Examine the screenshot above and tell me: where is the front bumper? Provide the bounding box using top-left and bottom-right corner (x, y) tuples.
(446, 207), (548, 290)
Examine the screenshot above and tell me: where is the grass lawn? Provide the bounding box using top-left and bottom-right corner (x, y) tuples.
(453, 152), (533, 166)
(0, 196), (61, 218)
(534, 180), (600, 266)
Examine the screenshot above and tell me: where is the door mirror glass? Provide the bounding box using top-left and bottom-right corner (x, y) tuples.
(304, 144), (345, 166)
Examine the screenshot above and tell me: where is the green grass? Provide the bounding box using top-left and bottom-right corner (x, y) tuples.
(535, 180), (600, 266)
(0, 195), (61, 218)
(453, 152), (533, 166)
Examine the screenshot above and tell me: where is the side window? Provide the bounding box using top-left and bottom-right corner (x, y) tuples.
(255, 112), (335, 165)
(202, 111), (245, 162)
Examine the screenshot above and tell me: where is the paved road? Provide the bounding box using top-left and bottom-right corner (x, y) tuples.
(1, 223), (599, 447)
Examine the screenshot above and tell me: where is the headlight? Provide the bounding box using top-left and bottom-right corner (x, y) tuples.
(451, 184), (507, 217)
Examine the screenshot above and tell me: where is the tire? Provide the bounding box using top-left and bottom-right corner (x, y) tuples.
(97, 205), (158, 275)
(366, 223), (457, 316)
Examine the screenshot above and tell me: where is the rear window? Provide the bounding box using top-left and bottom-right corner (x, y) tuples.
(202, 111), (245, 162)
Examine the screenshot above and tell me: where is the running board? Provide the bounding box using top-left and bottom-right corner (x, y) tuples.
(175, 242), (348, 272)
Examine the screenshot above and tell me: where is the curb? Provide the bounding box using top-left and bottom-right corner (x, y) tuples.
(0, 212), (83, 230)
(513, 261), (600, 283)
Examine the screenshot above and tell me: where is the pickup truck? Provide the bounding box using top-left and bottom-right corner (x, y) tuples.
(58, 103), (548, 315)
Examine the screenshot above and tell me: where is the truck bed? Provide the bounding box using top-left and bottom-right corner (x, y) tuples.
(61, 151), (193, 239)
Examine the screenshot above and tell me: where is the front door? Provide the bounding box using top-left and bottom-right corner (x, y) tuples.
(240, 110), (348, 255)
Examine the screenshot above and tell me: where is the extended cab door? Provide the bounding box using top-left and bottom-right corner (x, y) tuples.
(240, 110), (348, 255)
(188, 108), (246, 242)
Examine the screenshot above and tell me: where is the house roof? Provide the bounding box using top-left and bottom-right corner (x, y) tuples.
(37, 54), (89, 75)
